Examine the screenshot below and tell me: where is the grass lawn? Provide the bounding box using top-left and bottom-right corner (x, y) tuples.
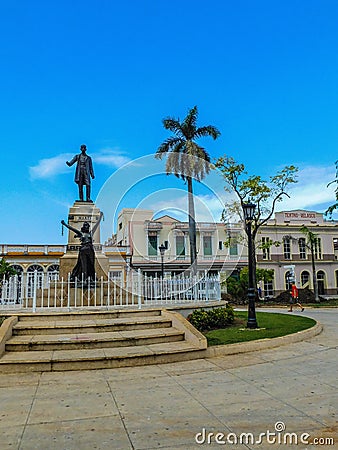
(205, 311), (316, 346)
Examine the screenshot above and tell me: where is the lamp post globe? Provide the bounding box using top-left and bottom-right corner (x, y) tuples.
(243, 201), (256, 222)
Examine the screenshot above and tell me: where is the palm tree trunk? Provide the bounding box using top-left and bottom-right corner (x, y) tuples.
(310, 241), (320, 302)
(187, 176), (197, 274)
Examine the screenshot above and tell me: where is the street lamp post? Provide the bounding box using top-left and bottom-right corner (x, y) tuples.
(158, 244), (166, 278)
(243, 201), (258, 329)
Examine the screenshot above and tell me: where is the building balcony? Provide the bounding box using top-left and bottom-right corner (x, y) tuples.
(171, 222), (218, 232)
(130, 254), (247, 264)
(171, 222), (189, 231)
(197, 223), (217, 231)
(103, 245), (130, 255)
(0, 245), (66, 256)
(145, 221), (163, 231)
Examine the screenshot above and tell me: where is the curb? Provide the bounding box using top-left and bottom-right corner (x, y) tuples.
(204, 321), (323, 358)
(0, 316), (18, 358)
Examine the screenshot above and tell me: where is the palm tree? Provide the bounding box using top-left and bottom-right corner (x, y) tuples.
(156, 106), (220, 273)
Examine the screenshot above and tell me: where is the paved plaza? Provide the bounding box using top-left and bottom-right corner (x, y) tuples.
(0, 308), (336, 449)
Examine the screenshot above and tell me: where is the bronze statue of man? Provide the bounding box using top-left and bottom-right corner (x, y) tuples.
(66, 144), (95, 202)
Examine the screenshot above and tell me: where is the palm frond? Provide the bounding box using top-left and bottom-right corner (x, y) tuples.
(195, 125), (221, 140)
(155, 137), (183, 159)
(182, 106), (198, 136)
(156, 106), (218, 181)
(162, 118), (183, 136)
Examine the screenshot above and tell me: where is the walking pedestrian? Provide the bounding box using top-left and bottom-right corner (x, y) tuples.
(288, 283), (304, 312)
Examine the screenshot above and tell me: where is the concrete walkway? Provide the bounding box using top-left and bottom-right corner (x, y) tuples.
(0, 308), (336, 450)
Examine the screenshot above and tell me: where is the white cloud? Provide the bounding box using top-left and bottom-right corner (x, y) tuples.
(93, 148), (131, 168)
(275, 165), (336, 212)
(29, 153), (72, 180)
(148, 164), (337, 223)
(29, 148), (131, 180)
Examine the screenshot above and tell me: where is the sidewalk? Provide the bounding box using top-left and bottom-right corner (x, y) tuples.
(0, 309), (336, 449)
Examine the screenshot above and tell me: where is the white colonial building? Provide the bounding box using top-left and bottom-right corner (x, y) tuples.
(111, 208), (247, 277)
(1, 208), (338, 298)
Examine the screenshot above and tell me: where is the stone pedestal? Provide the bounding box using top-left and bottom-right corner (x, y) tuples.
(59, 201), (109, 280)
(65, 201), (101, 247)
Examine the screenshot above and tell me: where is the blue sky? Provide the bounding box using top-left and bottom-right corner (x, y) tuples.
(1, 0), (338, 244)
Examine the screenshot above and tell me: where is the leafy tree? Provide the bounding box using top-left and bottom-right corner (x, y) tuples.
(0, 259), (17, 293)
(156, 106), (220, 273)
(225, 267), (274, 302)
(300, 225), (320, 302)
(0, 259), (17, 280)
(215, 155), (298, 289)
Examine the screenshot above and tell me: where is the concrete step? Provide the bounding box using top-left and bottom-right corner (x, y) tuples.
(6, 327), (185, 351)
(16, 309), (162, 322)
(12, 316), (172, 336)
(0, 341), (207, 373)
(0, 309), (207, 372)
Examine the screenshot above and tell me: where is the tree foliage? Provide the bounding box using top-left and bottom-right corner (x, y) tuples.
(0, 259), (17, 280)
(214, 156), (298, 236)
(225, 268), (274, 302)
(215, 155), (297, 290)
(156, 106), (220, 181)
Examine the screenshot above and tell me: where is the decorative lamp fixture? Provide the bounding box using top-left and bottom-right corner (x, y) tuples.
(243, 201), (256, 222)
(158, 244), (166, 257)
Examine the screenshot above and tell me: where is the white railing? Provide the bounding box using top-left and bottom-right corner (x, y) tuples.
(143, 273), (221, 305)
(0, 271), (221, 311)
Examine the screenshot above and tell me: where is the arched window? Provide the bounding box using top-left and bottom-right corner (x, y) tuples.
(27, 265), (44, 273)
(27, 265), (44, 296)
(9, 265), (23, 279)
(301, 271), (310, 287)
(47, 264), (59, 281)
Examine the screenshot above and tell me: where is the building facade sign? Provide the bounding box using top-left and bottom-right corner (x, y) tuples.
(284, 212), (316, 219)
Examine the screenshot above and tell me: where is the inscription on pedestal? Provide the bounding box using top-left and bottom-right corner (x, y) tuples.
(67, 244), (102, 252)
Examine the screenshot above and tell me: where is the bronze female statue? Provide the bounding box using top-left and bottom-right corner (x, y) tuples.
(61, 212), (103, 283)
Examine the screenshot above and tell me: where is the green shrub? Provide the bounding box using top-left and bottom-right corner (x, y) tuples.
(187, 305), (234, 332)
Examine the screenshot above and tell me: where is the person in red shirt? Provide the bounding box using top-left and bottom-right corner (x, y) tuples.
(289, 283), (304, 312)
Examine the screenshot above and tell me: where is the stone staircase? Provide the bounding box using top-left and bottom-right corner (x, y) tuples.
(0, 309), (207, 372)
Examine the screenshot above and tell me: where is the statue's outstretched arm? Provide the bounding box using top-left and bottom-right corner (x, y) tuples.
(61, 220), (82, 236)
(66, 155), (78, 167)
(91, 211), (103, 235)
